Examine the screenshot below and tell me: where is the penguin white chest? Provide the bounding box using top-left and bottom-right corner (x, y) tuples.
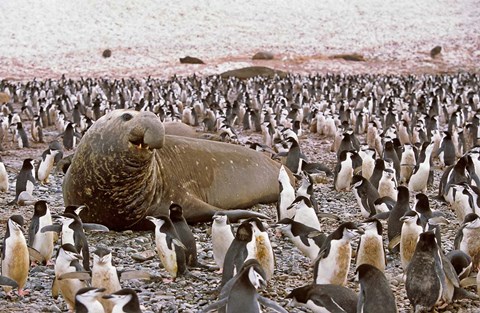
(409, 162), (429, 192)
(336, 158), (353, 191)
(155, 231), (178, 277)
(1, 236), (29, 288)
(212, 224), (234, 269)
(316, 239), (351, 286)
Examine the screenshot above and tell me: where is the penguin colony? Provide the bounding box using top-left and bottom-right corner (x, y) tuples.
(0, 73), (479, 312)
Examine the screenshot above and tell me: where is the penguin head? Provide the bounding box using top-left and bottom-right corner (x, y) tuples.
(350, 174), (365, 188)
(359, 218), (382, 235)
(76, 287), (106, 302)
(64, 204), (86, 217)
(59, 243), (83, 261)
(382, 168), (395, 179)
(414, 193), (430, 213)
(235, 221), (254, 242)
(243, 259), (266, 289)
(340, 222), (364, 240)
(102, 288), (140, 311)
(93, 247), (112, 265)
(416, 230), (438, 252)
(285, 285), (310, 305)
(22, 158), (35, 170)
(462, 213), (480, 230)
(212, 212), (229, 225)
(400, 210), (420, 225)
(33, 200), (49, 216)
(8, 215), (25, 233)
(168, 203), (184, 221)
(146, 215), (167, 228)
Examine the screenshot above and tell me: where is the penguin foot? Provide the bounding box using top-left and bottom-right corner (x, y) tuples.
(215, 268), (223, 274)
(17, 289), (30, 297)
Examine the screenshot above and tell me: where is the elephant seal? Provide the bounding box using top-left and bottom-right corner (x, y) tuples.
(63, 109), (292, 230)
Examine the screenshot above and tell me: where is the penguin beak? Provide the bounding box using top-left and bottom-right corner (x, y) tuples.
(102, 294), (113, 299)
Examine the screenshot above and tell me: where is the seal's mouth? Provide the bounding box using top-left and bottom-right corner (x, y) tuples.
(129, 138), (152, 150)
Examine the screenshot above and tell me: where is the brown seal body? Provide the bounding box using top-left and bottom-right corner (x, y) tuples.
(63, 109), (290, 230)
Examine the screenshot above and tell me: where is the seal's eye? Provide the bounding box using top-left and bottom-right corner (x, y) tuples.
(121, 113), (133, 121)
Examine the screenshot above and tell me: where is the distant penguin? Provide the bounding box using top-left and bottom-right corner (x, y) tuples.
(438, 131), (457, 168)
(212, 212), (234, 273)
(146, 215), (187, 281)
(276, 218), (326, 263)
(1, 215), (30, 296)
(356, 218), (386, 272)
(37, 148), (60, 184)
(53, 244), (88, 311)
(277, 165), (296, 220)
(91, 247), (121, 313)
(374, 196), (396, 215)
(286, 284), (358, 313)
(169, 203), (198, 267)
(406, 231), (459, 312)
(378, 168), (398, 201)
(31, 115), (43, 143)
(295, 172), (319, 213)
(49, 140), (64, 164)
(369, 158), (386, 190)
(11, 158), (36, 204)
(399, 210), (423, 271)
(358, 146), (376, 180)
(399, 143), (417, 184)
(351, 175), (380, 218)
(334, 150), (356, 192)
(102, 288), (142, 313)
(387, 186), (410, 252)
(409, 141), (434, 193)
(446, 250), (472, 280)
(356, 264), (398, 313)
(0, 155), (9, 192)
(447, 183), (480, 222)
(203, 259), (287, 313)
(28, 200), (54, 265)
(383, 140), (401, 180)
(314, 222), (363, 286)
(14, 122), (29, 148)
(454, 213), (480, 268)
(221, 220), (256, 287)
(63, 121), (79, 150)
(75, 287), (106, 313)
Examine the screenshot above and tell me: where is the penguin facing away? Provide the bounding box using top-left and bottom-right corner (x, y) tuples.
(11, 158), (36, 205)
(356, 263), (398, 313)
(351, 174), (380, 218)
(169, 203), (198, 268)
(1, 215), (30, 296)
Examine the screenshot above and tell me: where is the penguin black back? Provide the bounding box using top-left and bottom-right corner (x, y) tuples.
(169, 203), (197, 267)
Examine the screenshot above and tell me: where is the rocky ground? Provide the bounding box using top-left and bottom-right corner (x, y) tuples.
(0, 111), (479, 312)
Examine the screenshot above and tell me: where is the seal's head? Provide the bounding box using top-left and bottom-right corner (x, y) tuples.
(63, 109), (165, 230)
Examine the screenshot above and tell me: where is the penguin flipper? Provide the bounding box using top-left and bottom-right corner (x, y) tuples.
(453, 286), (480, 301)
(201, 297), (228, 313)
(372, 211), (390, 220)
(388, 235), (401, 251)
(0, 275), (18, 288)
(41, 224), (62, 233)
(257, 295), (288, 313)
(58, 271), (91, 281)
(119, 270), (152, 281)
(28, 246), (46, 263)
(82, 223), (109, 232)
(311, 294), (350, 313)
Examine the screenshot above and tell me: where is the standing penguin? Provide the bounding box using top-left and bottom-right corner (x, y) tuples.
(28, 200), (54, 265)
(37, 148), (59, 184)
(14, 122), (29, 148)
(399, 210), (423, 271)
(454, 213), (480, 268)
(334, 150), (359, 192)
(438, 131), (457, 168)
(409, 141), (434, 193)
(289, 195), (321, 231)
(446, 250), (472, 280)
(399, 143), (417, 184)
(286, 284), (358, 313)
(387, 186), (410, 252)
(276, 165), (296, 220)
(0, 155), (9, 192)
(356, 218), (386, 272)
(30, 115), (44, 143)
(169, 203), (198, 267)
(91, 247), (121, 313)
(246, 217), (275, 281)
(146, 215), (187, 281)
(351, 175), (380, 218)
(313, 222), (363, 286)
(221, 220), (256, 287)
(75, 287), (106, 313)
(63, 121), (79, 150)
(203, 259), (287, 313)
(378, 168), (398, 201)
(356, 264), (398, 313)
(11, 158), (36, 204)
(211, 212), (234, 273)
(405, 231), (460, 312)
(383, 140), (401, 180)
(53, 244), (88, 312)
(1, 215), (30, 296)
(102, 289), (142, 313)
